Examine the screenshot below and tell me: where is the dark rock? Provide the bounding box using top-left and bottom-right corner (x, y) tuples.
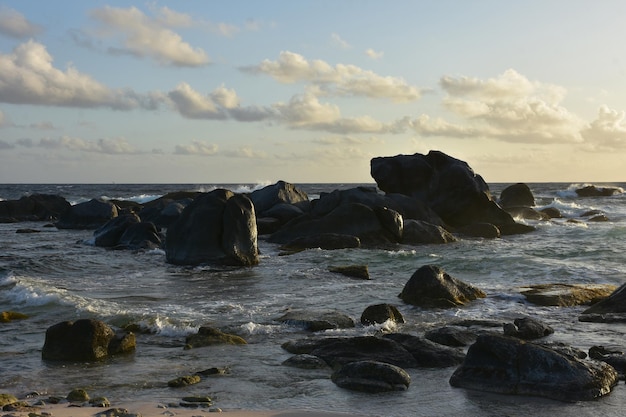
(0, 311), (29, 322)
(249, 180), (309, 215)
(165, 189), (259, 266)
(575, 185), (622, 197)
(0, 194), (70, 222)
(540, 207), (563, 218)
(424, 326), (477, 347)
(579, 313), (626, 323)
(521, 283), (616, 307)
(117, 222), (162, 250)
(498, 183), (535, 208)
(67, 388), (90, 402)
(15, 228), (40, 233)
(589, 346), (626, 378)
(309, 336), (417, 368)
(402, 219), (457, 244)
(277, 309), (355, 331)
(589, 214), (610, 222)
(331, 360), (410, 392)
(449, 334), (618, 401)
(262, 203), (304, 223)
(456, 223), (501, 238)
(329, 265), (370, 280)
(281, 337), (342, 354)
(370, 151), (515, 229)
(503, 317), (554, 340)
(398, 265), (486, 308)
(256, 217), (283, 235)
(360, 304), (404, 325)
(42, 319), (135, 361)
(498, 222), (536, 235)
(196, 366), (230, 376)
(280, 233), (361, 251)
(168, 375), (201, 387)
(282, 354), (330, 369)
(504, 207), (550, 221)
(582, 282), (626, 315)
(56, 199), (118, 230)
(184, 326), (247, 349)
(581, 209), (603, 217)
(93, 213), (140, 247)
(383, 333), (465, 367)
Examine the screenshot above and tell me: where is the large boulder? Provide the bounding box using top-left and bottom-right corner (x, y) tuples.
(581, 283), (626, 315)
(56, 199), (118, 230)
(449, 334), (618, 402)
(118, 222), (162, 250)
(498, 183), (535, 208)
(383, 333), (465, 367)
(402, 219), (457, 245)
(370, 151), (515, 229)
(309, 336), (418, 368)
(276, 309), (355, 331)
(521, 283), (617, 307)
(502, 317), (554, 340)
(575, 185), (622, 197)
(93, 213), (140, 247)
(42, 319), (135, 361)
(331, 360), (411, 392)
(398, 265), (486, 308)
(248, 180), (309, 214)
(360, 304), (404, 326)
(0, 194), (70, 222)
(165, 189), (259, 266)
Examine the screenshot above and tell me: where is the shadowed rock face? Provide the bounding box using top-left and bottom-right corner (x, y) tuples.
(370, 151), (515, 228)
(581, 282), (626, 315)
(331, 360), (411, 393)
(449, 334), (618, 402)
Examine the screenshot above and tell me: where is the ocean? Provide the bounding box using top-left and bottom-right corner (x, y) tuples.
(1, 182), (626, 416)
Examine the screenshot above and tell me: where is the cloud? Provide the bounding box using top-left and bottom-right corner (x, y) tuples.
(365, 48), (383, 60)
(417, 69), (584, 143)
(0, 6), (43, 39)
(38, 136), (140, 154)
(0, 109), (4, 126)
(167, 82), (226, 119)
(580, 105), (626, 149)
(90, 5), (209, 67)
(174, 140), (219, 155)
(241, 51), (421, 102)
(223, 147), (268, 158)
(0, 140), (14, 150)
(0, 40), (165, 109)
(29, 121), (57, 130)
(331, 33), (351, 49)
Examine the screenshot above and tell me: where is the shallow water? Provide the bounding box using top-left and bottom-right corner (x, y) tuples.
(1, 182), (626, 416)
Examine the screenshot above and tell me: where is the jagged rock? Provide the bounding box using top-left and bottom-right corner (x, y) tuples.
(503, 317), (554, 340)
(184, 326), (247, 349)
(398, 265), (486, 308)
(521, 283), (616, 307)
(582, 283), (626, 315)
(449, 334), (618, 402)
(331, 360), (411, 393)
(93, 213), (140, 247)
(277, 309), (355, 331)
(360, 304), (404, 325)
(383, 333), (465, 367)
(248, 180), (309, 215)
(329, 265), (370, 280)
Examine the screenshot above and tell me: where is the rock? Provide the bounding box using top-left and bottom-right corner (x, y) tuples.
(579, 313), (626, 323)
(262, 203), (304, 224)
(498, 183), (535, 208)
(589, 214), (610, 222)
(256, 217), (283, 235)
(582, 282), (626, 315)
(331, 360), (410, 392)
(370, 151), (515, 229)
(184, 326), (247, 349)
(424, 326), (477, 347)
(309, 336), (417, 368)
(329, 265), (370, 280)
(248, 180), (309, 215)
(575, 185), (622, 197)
(498, 222), (536, 235)
(449, 334), (618, 401)
(456, 223), (501, 238)
(165, 189), (259, 266)
(277, 309), (355, 331)
(360, 304), (404, 325)
(503, 317), (554, 340)
(167, 375), (201, 388)
(89, 396), (111, 407)
(67, 388), (90, 402)
(504, 207), (550, 221)
(402, 219), (457, 244)
(521, 283), (617, 307)
(56, 199), (118, 230)
(383, 333), (465, 367)
(196, 366), (231, 376)
(117, 222), (162, 250)
(15, 228), (40, 233)
(93, 213), (140, 247)
(589, 346), (626, 377)
(282, 354), (330, 369)
(42, 319), (135, 361)
(540, 207), (563, 218)
(280, 233), (361, 252)
(0, 311), (29, 322)
(0, 194), (70, 222)
(398, 265), (486, 308)
(0, 394), (18, 407)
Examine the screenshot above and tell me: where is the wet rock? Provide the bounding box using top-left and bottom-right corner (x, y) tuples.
(449, 334), (618, 401)
(0, 193), (70, 222)
(277, 309), (355, 331)
(360, 304), (404, 325)
(575, 185), (622, 197)
(280, 233), (361, 251)
(504, 207), (550, 221)
(93, 213), (140, 247)
(581, 282), (626, 315)
(503, 317), (554, 340)
(67, 388), (90, 402)
(167, 375), (201, 387)
(248, 180), (309, 215)
(383, 333), (465, 367)
(521, 283), (617, 307)
(196, 366), (231, 376)
(540, 207), (563, 218)
(89, 396), (111, 407)
(0, 394), (18, 407)
(56, 199), (118, 230)
(497, 222), (536, 235)
(498, 183), (535, 208)
(282, 354), (330, 369)
(329, 265), (370, 280)
(589, 346), (626, 378)
(398, 265), (486, 308)
(456, 222), (501, 238)
(0, 311), (29, 323)
(117, 222), (162, 250)
(424, 326), (477, 347)
(184, 326), (247, 349)
(310, 336), (417, 368)
(402, 219), (457, 244)
(331, 360), (411, 392)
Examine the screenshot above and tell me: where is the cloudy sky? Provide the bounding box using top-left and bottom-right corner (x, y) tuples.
(1, 1), (625, 184)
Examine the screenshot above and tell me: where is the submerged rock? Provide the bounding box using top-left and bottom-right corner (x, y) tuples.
(184, 326), (247, 349)
(309, 336), (417, 368)
(503, 317), (554, 340)
(329, 265), (370, 280)
(360, 304), (404, 326)
(277, 309), (355, 331)
(331, 360), (411, 393)
(521, 283), (616, 307)
(424, 326), (477, 347)
(383, 333), (465, 367)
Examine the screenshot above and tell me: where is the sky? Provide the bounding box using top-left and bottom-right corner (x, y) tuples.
(1, 1), (625, 184)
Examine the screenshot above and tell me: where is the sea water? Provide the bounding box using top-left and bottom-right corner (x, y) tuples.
(1, 182), (626, 416)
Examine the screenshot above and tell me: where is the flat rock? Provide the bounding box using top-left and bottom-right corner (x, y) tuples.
(521, 283), (617, 307)
(331, 360), (410, 393)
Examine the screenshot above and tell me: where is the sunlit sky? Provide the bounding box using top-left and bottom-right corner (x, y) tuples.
(1, 1), (625, 184)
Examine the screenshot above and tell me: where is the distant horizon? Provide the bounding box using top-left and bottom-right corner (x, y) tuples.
(1, 2), (626, 183)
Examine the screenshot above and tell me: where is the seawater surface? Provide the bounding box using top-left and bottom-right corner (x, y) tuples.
(1, 182), (626, 417)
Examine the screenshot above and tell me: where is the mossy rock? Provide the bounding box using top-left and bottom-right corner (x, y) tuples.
(167, 375), (201, 387)
(67, 388), (90, 402)
(0, 311), (29, 323)
(184, 326), (246, 349)
(0, 393), (18, 407)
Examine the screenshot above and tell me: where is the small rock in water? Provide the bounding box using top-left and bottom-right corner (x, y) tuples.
(167, 375), (201, 387)
(328, 265), (370, 280)
(66, 388), (90, 402)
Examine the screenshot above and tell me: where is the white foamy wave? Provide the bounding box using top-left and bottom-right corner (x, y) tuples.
(239, 321), (291, 335)
(0, 276), (68, 307)
(385, 249), (417, 258)
(136, 315), (199, 337)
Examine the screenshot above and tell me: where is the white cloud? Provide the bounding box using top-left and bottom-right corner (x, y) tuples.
(174, 140), (219, 155)
(0, 109), (4, 126)
(167, 83), (226, 119)
(331, 33), (351, 49)
(30, 121), (57, 130)
(223, 147), (268, 158)
(38, 136), (140, 154)
(90, 6), (209, 67)
(241, 51), (421, 102)
(0, 6), (42, 39)
(365, 48), (383, 60)
(581, 105), (626, 149)
(0, 41), (164, 109)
